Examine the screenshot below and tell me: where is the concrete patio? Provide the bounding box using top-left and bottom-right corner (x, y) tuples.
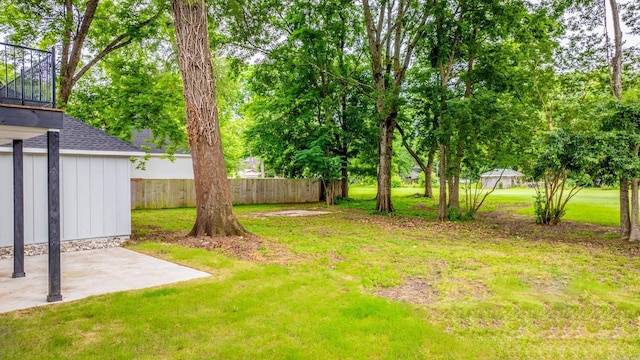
(0, 247), (210, 313)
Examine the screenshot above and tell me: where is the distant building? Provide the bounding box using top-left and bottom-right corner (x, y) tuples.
(238, 157), (264, 178)
(402, 166), (422, 184)
(480, 169), (525, 189)
(130, 129), (193, 179)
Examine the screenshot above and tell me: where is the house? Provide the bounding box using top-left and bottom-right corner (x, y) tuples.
(130, 130), (266, 180)
(1, 115), (142, 249)
(480, 169), (525, 189)
(1, 42), (143, 303)
(1, 42), (66, 301)
(402, 166), (422, 184)
(130, 129), (193, 179)
(237, 156), (264, 178)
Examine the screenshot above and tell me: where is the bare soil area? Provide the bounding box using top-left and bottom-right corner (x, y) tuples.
(242, 209), (333, 218)
(131, 226), (302, 264)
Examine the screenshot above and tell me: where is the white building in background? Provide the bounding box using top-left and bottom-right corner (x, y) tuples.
(480, 169), (525, 189)
(130, 129), (266, 180)
(0, 115), (142, 247)
(130, 129), (194, 180)
(237, 156), (264, 178)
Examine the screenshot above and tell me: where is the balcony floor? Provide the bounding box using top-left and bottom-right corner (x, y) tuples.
(0, 103), (63, 144)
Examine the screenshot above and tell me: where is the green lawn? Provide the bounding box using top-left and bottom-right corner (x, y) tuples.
(346, 186), (622, 226)
(2, 186), (639, 359)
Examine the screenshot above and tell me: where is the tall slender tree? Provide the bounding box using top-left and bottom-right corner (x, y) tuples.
(361, 0), (429, 212)
(170, 0), (246, 237)
(608, 0), (635, 240)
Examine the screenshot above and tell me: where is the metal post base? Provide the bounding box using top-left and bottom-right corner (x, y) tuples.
(47, 294), (63, 302)
(12, 272), (25, 278)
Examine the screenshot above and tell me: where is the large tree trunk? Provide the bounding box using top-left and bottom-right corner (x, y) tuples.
(424, 143), (436, 198)
(341, 157), (349, 199)
(630, 178), (640, 241)
(620, 178), (630, 239)
(448, 144), (463, 209)
(449, 176), (460, 209)
(171, 0), (245, 237)
(376, 116), (395, 212)
(438, 144), (447, 221)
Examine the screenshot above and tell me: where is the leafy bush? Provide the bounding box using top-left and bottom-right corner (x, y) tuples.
(391, 175), (404, 188)
(447, 206), (462, 222)
(533, 189), (565, 225)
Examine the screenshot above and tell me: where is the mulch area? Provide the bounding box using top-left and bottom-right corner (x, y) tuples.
(130, 227), (301, 264)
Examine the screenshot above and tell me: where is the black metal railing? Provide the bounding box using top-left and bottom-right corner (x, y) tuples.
(0, 42), (56, 108)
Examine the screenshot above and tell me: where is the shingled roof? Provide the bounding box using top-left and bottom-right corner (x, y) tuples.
(480, 169), (525, 177)
(131, 129), (189, 154)
(0, 115), (140, 153)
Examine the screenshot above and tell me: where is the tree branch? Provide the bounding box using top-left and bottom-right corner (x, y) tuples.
(71, 6), (165, 86)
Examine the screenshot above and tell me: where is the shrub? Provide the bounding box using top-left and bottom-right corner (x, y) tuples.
(391, 175), (404, 188)
(447, 207), (462, 222)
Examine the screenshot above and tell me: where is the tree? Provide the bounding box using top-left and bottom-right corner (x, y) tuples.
(295, 136), (343, 205)
(170, 0), (246, 237)
(532, 130), (601, 225)
(599, 100), (640, 241)
(361, 0), (429, 212)
(66, 50), (187, 151)
(609, 0), (634, 240)
(0, 0), (166, 107)
(400, 0), (556, 220)
(243, 0), (374, 198)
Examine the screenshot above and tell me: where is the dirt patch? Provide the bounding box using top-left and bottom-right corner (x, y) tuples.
(375, 278), (439, 305)
(242, 210), (333, 218)
(131, 226), (303, 265)
(344, 213), (432, 231)
(175, 234), (264, 261)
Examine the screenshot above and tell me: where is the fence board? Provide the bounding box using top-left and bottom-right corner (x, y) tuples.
(131, 178), (323, 209)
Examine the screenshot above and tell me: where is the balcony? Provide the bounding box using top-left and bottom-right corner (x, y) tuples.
(0, 41), (64, 302)
(1, 42), (56, 108)
(0, 42), (62, 144)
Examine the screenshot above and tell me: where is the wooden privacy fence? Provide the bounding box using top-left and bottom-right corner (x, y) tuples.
(131, 178), (323, 209)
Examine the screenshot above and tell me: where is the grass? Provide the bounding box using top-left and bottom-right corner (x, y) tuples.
(0, 245), (484, 360)
(345, 186), (622, 226)
(2, 185), (639, 359)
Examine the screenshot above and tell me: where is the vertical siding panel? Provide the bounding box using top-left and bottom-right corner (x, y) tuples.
(22, 155), (34, 244)
(0, 154), (13, 247)
(103, 158), (118, 234)
(32, 155), (47, 244)
(90, 156), (104, 236)
(61, 156), (78, 240)
(76, 156), (92, 238)
(116, 158), (130, 235)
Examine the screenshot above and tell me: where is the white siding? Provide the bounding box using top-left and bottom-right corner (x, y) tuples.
(116, 158), (131, 235)
(0, 155), (12, 246)
(130, 155), (194, 179)
(0, 152), (132, 247)
(76, 156), (92, 238)
(90, 158), (105, 235)
(31, 155), (48, 243)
